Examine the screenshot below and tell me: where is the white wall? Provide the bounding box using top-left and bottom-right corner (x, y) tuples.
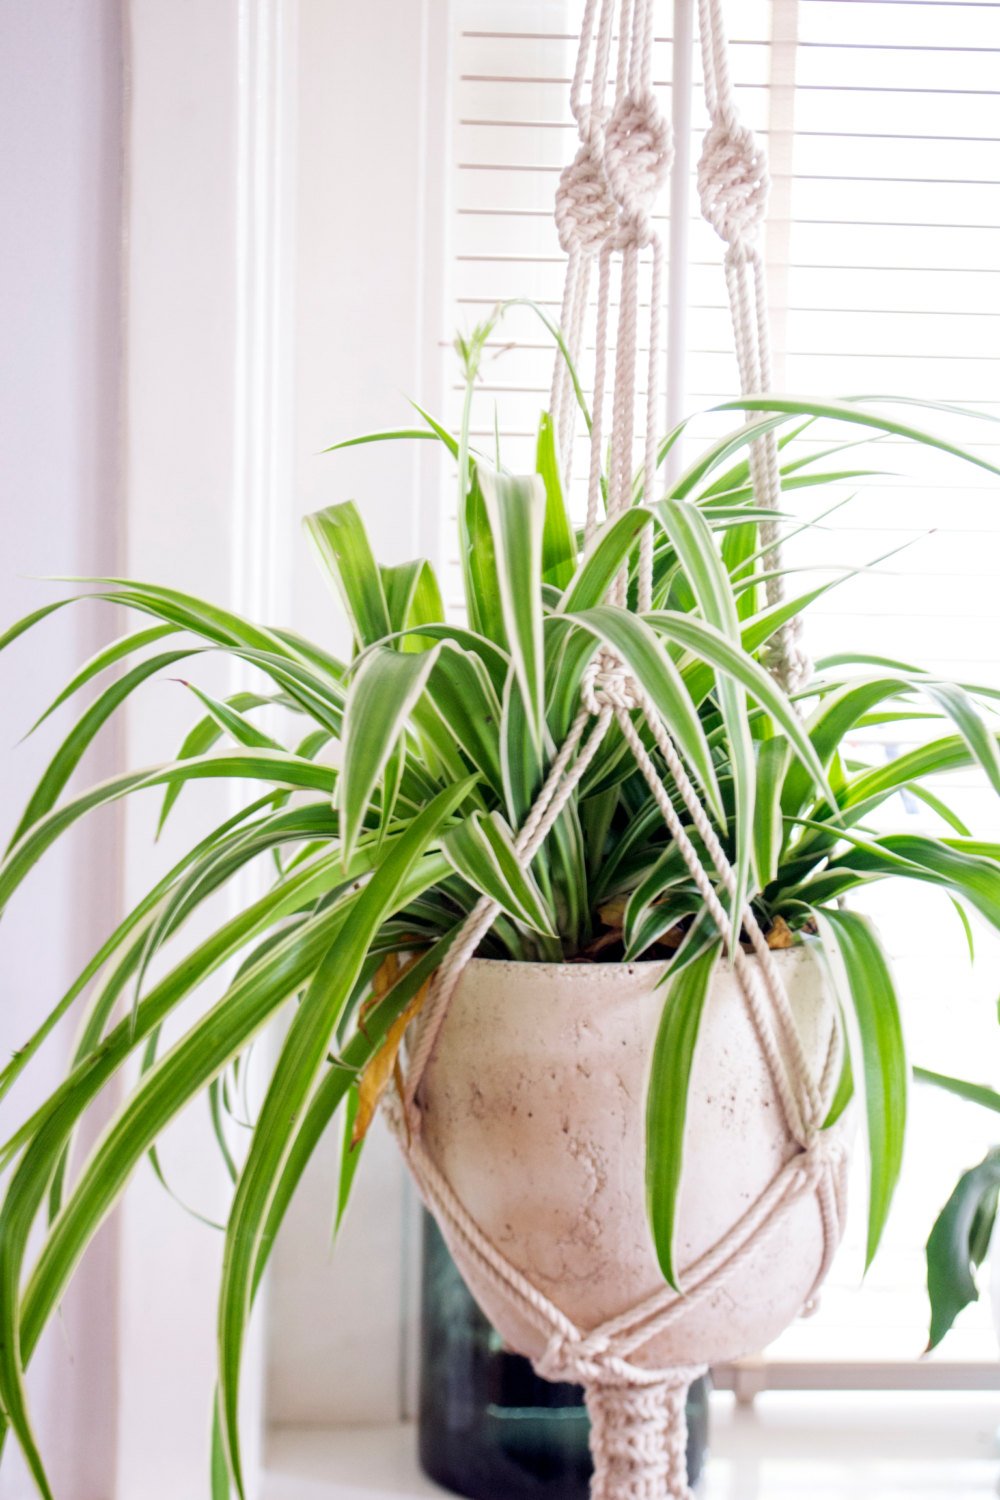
(1, 5), (455, 1493)
(0, 3), (124, 1497)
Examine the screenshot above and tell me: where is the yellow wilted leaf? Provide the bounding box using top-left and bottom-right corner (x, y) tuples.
(357, 951), (408, 1035)
(766, 915), (795, 950)
(364, 952), (400, 1011)
(351, 974), (431, 1150)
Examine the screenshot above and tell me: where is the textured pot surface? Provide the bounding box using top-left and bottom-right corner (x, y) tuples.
(418, 948), (851, 1371)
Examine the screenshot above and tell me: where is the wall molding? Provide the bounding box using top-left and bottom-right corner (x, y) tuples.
(118, 2), (299, 1493)
(233, 0), (297, 634)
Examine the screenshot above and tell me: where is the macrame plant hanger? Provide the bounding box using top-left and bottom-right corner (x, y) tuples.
(387, 3), (842, 1498)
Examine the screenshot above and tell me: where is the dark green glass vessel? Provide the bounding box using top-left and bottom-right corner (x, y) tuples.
(418, 1212), (709, 1498)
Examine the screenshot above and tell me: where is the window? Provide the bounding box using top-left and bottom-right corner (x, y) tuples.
(448, 0), (1000, 1388)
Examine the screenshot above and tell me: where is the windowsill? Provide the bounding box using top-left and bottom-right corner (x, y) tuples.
(262, 1391), (1000, 1498)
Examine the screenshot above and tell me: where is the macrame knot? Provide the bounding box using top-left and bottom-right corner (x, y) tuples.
(536, 1328), (666, 1389)
(799, 1128), (842, 1181)
(555, 137), (619, 254)
(697, 118), (769, 245)
(603, 91), (672, 247)
(582, 650), (640, 715)
(763, 622), (812, 695)
(536, 1328), (609, 1385)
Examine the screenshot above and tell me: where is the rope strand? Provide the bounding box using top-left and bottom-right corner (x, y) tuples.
(696, 0), (810, 692)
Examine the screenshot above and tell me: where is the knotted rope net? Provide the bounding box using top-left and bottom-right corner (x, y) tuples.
(387, 4), (840, 1496)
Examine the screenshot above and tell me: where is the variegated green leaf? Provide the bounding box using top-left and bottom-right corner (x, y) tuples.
(442, 809), (557, 938)
(478, 466), (546, 748)
(340, 645), (442, 859)
(645, 941), (721, 1289)
(305, 502), (392, 649)
(815, 909), (907, 1268)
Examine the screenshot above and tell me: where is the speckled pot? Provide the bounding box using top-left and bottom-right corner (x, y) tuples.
(417, 947), (851, 1372)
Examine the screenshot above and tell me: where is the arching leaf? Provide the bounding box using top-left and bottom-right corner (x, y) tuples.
(814, 909), (907, 1268)
(645, 941), (721, 1290)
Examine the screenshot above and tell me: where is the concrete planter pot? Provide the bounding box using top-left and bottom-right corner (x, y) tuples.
(414, 947), (851, 1496)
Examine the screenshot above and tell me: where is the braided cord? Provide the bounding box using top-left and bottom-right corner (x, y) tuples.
(696, 0), (810, 691)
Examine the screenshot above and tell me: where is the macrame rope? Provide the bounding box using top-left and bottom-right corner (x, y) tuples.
(551, 0), (670, 614)
(696, 0), (810, 692)
(585, 1380), (694, 1500)
(386, 8), (841, 1499)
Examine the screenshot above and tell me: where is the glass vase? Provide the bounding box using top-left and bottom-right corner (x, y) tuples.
(418, 1211), (710, 1498)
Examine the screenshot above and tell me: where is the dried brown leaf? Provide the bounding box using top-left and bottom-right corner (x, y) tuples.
(596, 896), (627, 928)
(351, 975), (431, 1149)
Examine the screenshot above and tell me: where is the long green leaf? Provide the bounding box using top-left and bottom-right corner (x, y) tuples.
(558, 508), (652, 614)
(216, 780), (472, 1497)
(3, 831), (460, 1495)
(535, 413), (577, 588)
(0, 751), (339, 916)
(644, 609), (837, 810)
(0, 600), (73, 655)
(0, 841), (366, 1170)
(304, 502), (393, 649)
(0, 862), (365, 1493)
(252, 933), (461, 1293)
(915, 1066), (1000, 1114)
(442, 809), (557, 938)
(0, 796), (276, 1107)
(478, 466), (546, 749)
(826, 834), (1000, 931)
(657, 498), (755, 931)
(179, 683), (282, 751)
(321, 427), (440, 454)
(753, 736), (791, 888)
(565, 607), (726, 826)
(25, 624), (180, 735)
(8, 649), (199, 846)
(424, 645), (505, 796)
(717, 395), (1000, 481)
(814, 909), (907, 1268)
(459, 465), (507, 648)
(340, 645), (442, 859)
(645, 941), (721, 1289)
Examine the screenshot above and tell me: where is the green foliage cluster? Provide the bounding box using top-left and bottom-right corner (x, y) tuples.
(3, 315), (1000, 1491)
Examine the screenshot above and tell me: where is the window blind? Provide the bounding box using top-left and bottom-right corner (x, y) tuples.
(447, 0), (1000, 1386)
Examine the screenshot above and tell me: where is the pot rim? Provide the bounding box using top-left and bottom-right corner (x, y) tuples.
(462, 945), (814, 979)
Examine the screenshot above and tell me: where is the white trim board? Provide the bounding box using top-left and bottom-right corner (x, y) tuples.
(117, 1), (298, 1493)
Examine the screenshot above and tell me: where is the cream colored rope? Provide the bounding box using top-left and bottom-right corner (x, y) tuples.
(551, 0), (671, 610)
(386, 7), (839, 1498)
(696, 0), (810, 691)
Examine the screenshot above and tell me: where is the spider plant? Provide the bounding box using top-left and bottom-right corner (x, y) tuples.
(2, 314), (1000, 1497)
